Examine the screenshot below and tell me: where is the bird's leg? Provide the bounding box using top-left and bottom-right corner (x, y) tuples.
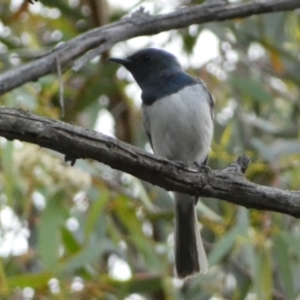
(175, 160), (189, 169)
(194, 161), (210, 173)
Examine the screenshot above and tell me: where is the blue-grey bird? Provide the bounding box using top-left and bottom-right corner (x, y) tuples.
(108, 48), (214, 279)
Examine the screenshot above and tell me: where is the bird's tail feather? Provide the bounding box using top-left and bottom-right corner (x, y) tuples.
(174, 192), (208, 279)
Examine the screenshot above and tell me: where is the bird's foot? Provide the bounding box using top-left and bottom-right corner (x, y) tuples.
(175, 160), (188, 169)
(194, 161), (210, 173)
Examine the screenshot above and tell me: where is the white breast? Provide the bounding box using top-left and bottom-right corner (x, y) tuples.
(142, 84), (213, 166)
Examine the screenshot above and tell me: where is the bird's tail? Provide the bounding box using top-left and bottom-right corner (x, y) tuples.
(174, 192), (208, 279)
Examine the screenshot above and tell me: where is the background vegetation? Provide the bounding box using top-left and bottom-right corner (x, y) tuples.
(0, 0), (300, 299)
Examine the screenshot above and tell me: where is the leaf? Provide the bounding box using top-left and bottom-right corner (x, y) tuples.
(270, 139), (300, 157)
(250, 139), (276, 162)
(262, 12), (286, 47)
(231, 77), (273, 105)
(114, 197), (145, 237)
(220, 122), (233, 149)
(254, 247), (272, 300)
(209, 223), (247, 266)
(0, 258), (9, 296)
(38, 193), (65, 271)
(84, 190), (110, 241)
(2, 141), (14, 206)
(110, 275), (163, 296)
(7, 273), (52, 289)
(128, 235), (162, 272)
(40, 0), (83, 18)
(60, 239), (113, 274)
(114, 196), (162, 271)
(251, 138), (300, 162)
(273, 233), (294, 300)
(234, 275), (251, 300)
(61, 226), (81, 254)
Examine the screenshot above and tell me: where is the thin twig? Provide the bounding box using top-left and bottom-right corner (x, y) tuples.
(0, 0), (299, 95)
(55, 54), (65, 118)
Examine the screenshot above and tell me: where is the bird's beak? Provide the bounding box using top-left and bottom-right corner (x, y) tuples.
(107, 57), (130, 66)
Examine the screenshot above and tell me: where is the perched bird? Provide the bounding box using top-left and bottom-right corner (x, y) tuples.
(109, 48), (214, 279)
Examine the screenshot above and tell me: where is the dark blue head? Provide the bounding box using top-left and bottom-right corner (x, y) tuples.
(109, 48), (197, 104)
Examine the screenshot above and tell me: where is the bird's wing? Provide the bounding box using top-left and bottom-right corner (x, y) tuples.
(141, 103), (154, 149)
(198, 79), (215, 120)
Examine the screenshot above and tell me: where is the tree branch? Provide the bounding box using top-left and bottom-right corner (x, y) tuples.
(0, 0), (299, 95)
(1, 107), (300, 218)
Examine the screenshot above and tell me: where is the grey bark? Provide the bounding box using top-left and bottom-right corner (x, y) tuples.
(1, 107), (300, 218)
(0, 0), (299, 95)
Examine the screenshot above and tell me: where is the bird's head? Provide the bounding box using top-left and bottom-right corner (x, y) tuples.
(108, 48), (182, 89)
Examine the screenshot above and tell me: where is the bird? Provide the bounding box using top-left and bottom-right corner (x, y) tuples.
(108, 48), (214, 279)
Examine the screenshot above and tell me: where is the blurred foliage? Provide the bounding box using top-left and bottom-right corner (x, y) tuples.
(0, 0), (300, 299)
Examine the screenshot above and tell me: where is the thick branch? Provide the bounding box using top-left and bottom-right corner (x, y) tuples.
(0, 0), (299, 95)
(1, 107), (300, 218)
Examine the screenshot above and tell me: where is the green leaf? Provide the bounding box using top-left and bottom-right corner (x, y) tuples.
(250, 139), (276, 162)
(128, 235), (162, 272)
(209, 223), (247, 266)
(270, 139), (300, 157)
(0, 258), (9, 296)
(84, 190), (110, 241)
(38, 193), (65, 271)
(254, 247), (272, 300)
(273, 233), (294, 300)
(60, 239), (110, 274)
(114, 196), (144, 237)
(2, 141), (14, 206)
(109, 275), (163, 297)
(231, 77), (273, 104)
(61, 226), (81, 254)
(40, 0), (83, 19)
(7, 273), (52, 289)
(113, 196), (162, 272)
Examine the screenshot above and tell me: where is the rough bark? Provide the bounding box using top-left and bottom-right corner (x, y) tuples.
(1, 107), (300, 218)
(0, 0), (299, 95)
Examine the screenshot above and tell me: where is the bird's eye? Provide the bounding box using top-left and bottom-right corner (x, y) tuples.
(142, 54), (150, 62)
